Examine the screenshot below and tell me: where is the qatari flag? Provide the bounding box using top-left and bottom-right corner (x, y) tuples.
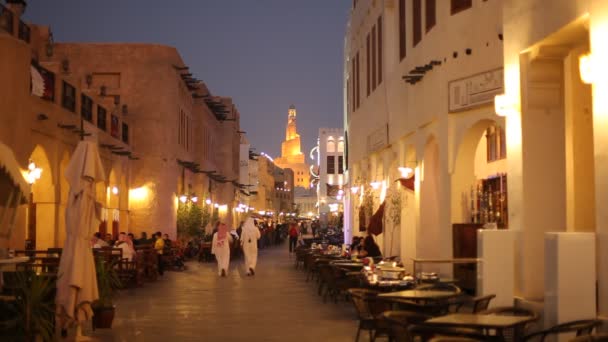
(30, 63), (55, 101)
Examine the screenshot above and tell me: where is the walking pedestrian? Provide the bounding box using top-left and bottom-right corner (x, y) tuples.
(241, 217), (261, 276)
(288, 221), (299, 253)
(211, 222), (232, 277)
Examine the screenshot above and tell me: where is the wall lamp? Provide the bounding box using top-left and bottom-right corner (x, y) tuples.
(494, 94), (519, 117)
(579, 53), (593, 84)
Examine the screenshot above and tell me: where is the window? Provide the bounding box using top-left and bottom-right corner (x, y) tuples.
(371, 25), (377, 91)
(366, 34), (371, 97)
(338, 139), (345, 153)
(97, 106), (107, 131)
(426, 0), (436, 32)
(110, 114), (119, 138)
(61, 81), (76, 112)
(327, 138), (336, 153)
(356, 52), (361, 108)
(352, 58), (356, 112)
(377, 16), (383, 85)
(451, 0), (472, 15)
(122, 123), (129, 144)
(327, 156), (336, 174)
(413, 0), (422, 46)
(399, 0), (406, 60)
(81, 94), (93, 122)
(486, 125), (506, 162)
(338, 156), (344, 174)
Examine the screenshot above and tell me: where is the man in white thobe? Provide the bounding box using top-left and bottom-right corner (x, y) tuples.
(211, 223), (232, 277)
(241, 217), (261, 276)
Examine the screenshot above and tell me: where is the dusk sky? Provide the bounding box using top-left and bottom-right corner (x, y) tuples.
(24, 1), (351, 160)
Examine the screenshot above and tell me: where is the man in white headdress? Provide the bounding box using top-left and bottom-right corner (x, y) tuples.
(240, 217), (261, 276)
(211, 222), (232, 277)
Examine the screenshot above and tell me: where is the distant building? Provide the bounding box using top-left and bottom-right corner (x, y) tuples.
(274, 105), (310, 189)
(315, 128), (345, 226)
(294, 187), (317, 219)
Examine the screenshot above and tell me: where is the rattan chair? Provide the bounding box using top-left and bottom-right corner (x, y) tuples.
(569, 334), (608, 342)
(348, 288), (391, 342)
(408, 324), (503, 342)
(479, 306), (539, 341)
(523, 319), (602, 341)
(382, 310), (431, 342)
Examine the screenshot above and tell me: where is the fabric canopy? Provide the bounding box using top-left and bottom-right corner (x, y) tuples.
(0, 142), (30, 204)
(56, 141), (105, 328)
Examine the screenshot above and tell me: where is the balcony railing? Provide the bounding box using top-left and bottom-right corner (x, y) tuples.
(18, 20), (30, 43)
(0, 4), (14, 34)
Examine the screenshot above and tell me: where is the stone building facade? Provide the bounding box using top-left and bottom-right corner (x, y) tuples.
(0, 3), (131, 250)
(345, 0), (608, 327)
(0, 2), (243, 250)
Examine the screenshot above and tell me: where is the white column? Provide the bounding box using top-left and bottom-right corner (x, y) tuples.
(477, 229), (516, 306)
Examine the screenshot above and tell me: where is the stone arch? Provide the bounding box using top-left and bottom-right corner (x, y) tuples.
(451, 118), (502, 223)
(28, 145), (56, 249)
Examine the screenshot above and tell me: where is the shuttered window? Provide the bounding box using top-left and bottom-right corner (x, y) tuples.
(451, 0), (472, 15)
(377, 16), (383, 85)
(413, 0), (422, 46)
(371, 25), (377, 90)
(366, 34), (371, 97)
(399, 0), (406, 61)
(426, 0), (436, 32)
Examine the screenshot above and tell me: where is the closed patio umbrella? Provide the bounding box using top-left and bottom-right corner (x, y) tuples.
(56, 141), (105, 329)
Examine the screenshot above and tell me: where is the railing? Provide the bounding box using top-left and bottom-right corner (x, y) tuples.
(0, 4), (14, 35)
(18, 19), (30, 43)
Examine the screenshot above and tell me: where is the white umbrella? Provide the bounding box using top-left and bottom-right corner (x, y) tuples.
(56, 141), (105, 329)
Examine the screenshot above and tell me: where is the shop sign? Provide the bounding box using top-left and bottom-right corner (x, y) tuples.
(448, 68), (503, 112)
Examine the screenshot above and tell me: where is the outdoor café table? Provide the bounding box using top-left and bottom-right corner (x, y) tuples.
(378, 289), (461, 303)
(422, 313), (536, 340)
(330, 262), (364, 270)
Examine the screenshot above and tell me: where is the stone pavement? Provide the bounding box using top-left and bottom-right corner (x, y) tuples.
(90, 242), (358, 342)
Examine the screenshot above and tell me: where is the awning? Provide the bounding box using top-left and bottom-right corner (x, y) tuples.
(0, 141), (29, 204)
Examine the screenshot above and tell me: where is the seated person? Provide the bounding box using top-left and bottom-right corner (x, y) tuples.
(115, 232), (135, 261)
(91, 232), (109, 249)
(359, 234), (382, 258)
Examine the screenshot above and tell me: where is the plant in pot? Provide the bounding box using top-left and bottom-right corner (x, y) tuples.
(92, 258), (121, 329)
(0, 271), (56, 341)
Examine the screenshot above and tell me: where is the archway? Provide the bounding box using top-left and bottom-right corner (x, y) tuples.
(418, 136), (440, 260)
(28, 145), (55, 250)
(451, 118), (507, 294)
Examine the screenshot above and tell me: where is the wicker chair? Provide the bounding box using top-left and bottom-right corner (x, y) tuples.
(382, 310), (431, 342)
(479, 306), (539, 341)
(523, 319), (602, 342)
(348, 288), (391, 342)
(408, 324), (503, 342)
(569, 334), (608, 342)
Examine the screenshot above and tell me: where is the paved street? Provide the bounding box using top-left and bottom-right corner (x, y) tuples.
(90, 243), (357, 342)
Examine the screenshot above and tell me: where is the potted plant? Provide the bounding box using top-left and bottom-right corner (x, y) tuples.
(92, 258), (121, 329)
(0, 271), (56, 341)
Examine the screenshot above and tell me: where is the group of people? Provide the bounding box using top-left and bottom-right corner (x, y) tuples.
(90, 231), (176, 276)
(211, 218), (261, 277)
(351, 233), (382, 258)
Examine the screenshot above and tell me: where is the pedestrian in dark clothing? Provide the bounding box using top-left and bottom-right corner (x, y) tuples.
(288, 222), (299, 253)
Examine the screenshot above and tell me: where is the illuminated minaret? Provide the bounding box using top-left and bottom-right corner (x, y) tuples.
(275, 105), (310, 188)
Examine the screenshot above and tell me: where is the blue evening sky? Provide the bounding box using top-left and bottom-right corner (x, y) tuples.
(23, 0), (351, 160)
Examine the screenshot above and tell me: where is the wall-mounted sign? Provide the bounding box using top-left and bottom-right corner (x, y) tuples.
(367, 124), (388, 153)
(448, 68), (503, 113)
